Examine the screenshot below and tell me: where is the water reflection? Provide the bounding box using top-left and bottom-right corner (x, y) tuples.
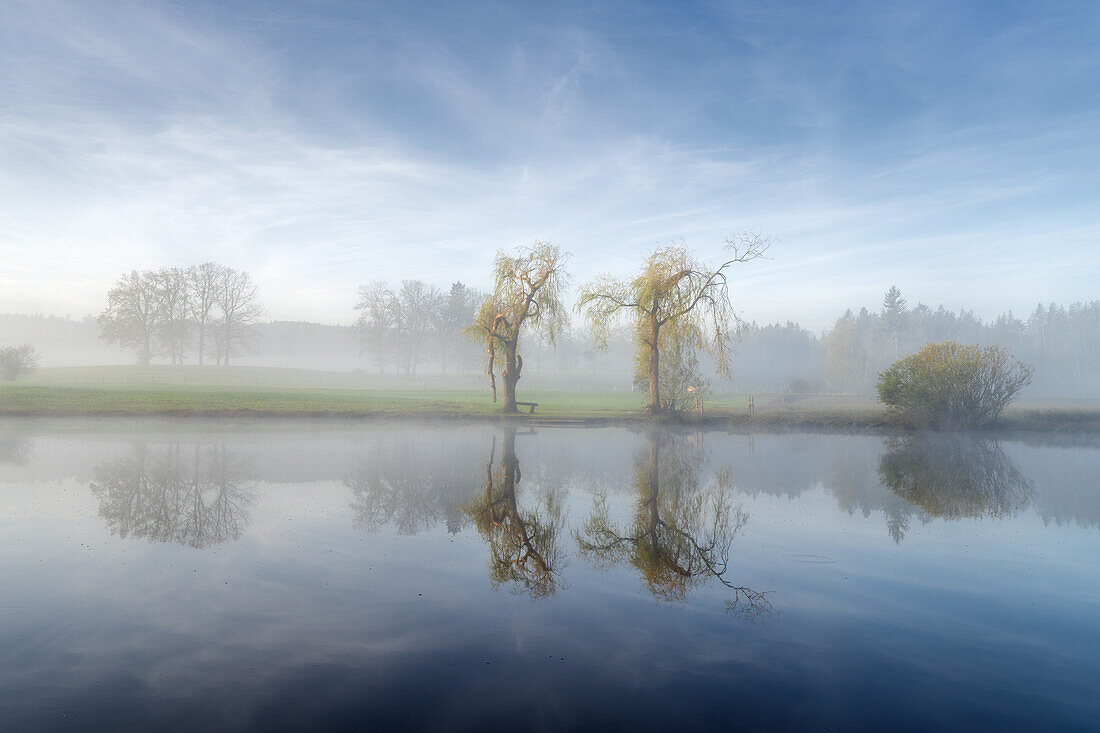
(825, 442), (921, 543)
(878, 436), (1034, 535)
(345, 438), (469, 535)
(90, 443), (255, 548)
(0, 426), (30, 465)
(576, 430), (773, 618)
(464, 428), (566, 598)
(5, 423), (1100, 730)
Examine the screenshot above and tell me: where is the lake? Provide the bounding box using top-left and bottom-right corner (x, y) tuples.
(1, 419), (1098, 731)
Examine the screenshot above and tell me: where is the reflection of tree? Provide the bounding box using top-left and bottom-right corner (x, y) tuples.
(464, 428), (565, 599)
(0, 429), (30, 466)
(575, 430), (773, 619)
(345, 440), (468, 535)
(90, 443), (254, 548)
(878, 436), (1034, 535)
(826, 442), (927, 544)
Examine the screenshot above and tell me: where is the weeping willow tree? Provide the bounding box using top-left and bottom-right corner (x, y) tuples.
(467, 242), (570, 412)
(576, 233), (771, 414)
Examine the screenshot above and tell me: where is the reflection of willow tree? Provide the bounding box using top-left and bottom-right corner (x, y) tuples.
(878, 436), (1034, 537)
(90, 443), (254, 548)
(464, 429), (565, 599)
(575, 431), (773, 619)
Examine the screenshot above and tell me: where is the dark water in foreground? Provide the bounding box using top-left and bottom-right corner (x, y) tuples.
(1, 419), (1098, 731)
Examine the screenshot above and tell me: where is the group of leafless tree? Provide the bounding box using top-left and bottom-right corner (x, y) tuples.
(353, 280), (484, 375)
(99, 263), (263, 365)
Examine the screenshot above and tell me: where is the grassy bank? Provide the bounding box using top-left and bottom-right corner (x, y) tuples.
(0, 383), (647, 419)
(3, 366), (1098, 431)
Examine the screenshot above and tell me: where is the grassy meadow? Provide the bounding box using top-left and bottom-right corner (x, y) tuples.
(1, 364), (1097, 431)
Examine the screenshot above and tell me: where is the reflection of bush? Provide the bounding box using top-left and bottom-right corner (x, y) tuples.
(464, 429), (564, 599)
(90, 444), (254, 548)
(576, 431), (772, 619)
(878, 436), (1033, 523)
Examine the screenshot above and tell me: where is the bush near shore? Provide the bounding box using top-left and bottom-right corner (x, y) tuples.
(876, 341), (1033, 429)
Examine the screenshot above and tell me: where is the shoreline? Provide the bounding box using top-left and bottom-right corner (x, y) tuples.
(3, 383), (1098, 433)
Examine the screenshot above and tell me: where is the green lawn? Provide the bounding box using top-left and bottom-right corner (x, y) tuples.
(3, 365), (1098, 431)
(0, 365), (828, 421)
(1, 366), (650, 418)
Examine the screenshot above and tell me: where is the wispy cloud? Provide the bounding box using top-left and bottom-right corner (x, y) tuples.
(1, 0), (1098, 328)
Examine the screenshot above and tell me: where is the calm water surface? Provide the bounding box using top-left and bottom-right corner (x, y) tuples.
(1, 419), (1098, 731)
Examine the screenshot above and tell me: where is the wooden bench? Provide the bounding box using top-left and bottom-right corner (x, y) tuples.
(515, 401), (539, 414)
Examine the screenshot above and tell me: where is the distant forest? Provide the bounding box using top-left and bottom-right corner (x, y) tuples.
(3, 286), (1099, 397)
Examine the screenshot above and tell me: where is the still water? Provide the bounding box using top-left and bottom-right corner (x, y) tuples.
(1, 419), (1098, 731)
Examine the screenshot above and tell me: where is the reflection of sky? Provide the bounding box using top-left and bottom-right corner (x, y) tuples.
(1, 423), (1099, 729)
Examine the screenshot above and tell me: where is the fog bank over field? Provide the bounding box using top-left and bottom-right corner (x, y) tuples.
(5, 286), (1099, 398)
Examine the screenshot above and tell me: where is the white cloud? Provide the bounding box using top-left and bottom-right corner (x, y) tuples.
(1, 0), (1098, 330)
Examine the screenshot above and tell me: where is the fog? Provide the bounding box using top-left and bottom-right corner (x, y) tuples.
(4, 282), (1099, 398)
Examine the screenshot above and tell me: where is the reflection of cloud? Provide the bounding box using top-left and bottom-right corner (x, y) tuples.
(90, 442), (254, 548)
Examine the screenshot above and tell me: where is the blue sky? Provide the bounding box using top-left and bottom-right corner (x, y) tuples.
(1, 0), (1098, 328)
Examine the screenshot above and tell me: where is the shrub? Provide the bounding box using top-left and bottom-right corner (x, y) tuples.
(0, 344), (40, 381)
(784, 377), (822, 394)
(876, 341), (1032, 428)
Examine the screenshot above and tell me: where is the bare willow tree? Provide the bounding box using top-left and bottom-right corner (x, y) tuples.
(577, 233), (772, 414)
(467, 242), (570, 412)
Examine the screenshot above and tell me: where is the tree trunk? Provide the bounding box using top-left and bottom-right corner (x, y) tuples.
(198, 326), (205, 366)
(647, 320), (661, 413)
(502, 341), (520, 412)
(502, 427), (518, 495)
(642, 430), (661, 534)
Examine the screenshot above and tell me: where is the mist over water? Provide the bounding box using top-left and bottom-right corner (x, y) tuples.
(2, 420), (1098, 730)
